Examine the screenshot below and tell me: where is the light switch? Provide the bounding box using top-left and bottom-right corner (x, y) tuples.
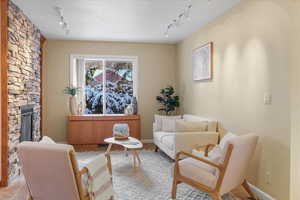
(264, 93), (272, 105)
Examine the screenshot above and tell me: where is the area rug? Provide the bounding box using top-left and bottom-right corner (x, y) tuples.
(77, 150), (239, 200)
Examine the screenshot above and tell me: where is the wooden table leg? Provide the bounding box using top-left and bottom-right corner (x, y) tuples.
(133, 151), (137, 167)
(106, 143), (113, 174)
(135, 150), (141, 164)
(106, 143), (112, 154)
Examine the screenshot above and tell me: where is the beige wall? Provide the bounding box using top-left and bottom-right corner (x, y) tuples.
(176, 0), (291, 199)
(290, 0), (300, 199)
(43, 40), (176, 141)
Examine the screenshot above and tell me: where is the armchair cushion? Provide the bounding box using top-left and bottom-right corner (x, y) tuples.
(179, 158), (217, 189)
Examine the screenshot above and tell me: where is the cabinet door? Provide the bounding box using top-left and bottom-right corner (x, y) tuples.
(68, 121), (104, 144)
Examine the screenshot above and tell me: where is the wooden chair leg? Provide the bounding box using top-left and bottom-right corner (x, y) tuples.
(211, 193), (222, 200)
(242, 180), (257, 200)
(155, 145), (159, 152)
(171, 177), (178, 199)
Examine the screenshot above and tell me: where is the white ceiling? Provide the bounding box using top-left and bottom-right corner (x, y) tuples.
(12, 0), (241, 44)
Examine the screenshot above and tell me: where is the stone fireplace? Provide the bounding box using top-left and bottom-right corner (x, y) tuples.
(20, 105), (35, 142)
(7, 1), (42, 182)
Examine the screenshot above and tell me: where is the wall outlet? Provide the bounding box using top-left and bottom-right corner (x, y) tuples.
(264, 93), (272, 105)
(265, 171), (271, 185)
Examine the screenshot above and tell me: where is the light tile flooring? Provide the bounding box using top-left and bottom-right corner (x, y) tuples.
(0, 144), (249, 200)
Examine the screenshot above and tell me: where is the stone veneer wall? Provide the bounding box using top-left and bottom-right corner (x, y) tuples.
(7, 1), (41, 181)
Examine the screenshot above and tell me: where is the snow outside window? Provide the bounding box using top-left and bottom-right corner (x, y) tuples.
(70, 55), (138, 115)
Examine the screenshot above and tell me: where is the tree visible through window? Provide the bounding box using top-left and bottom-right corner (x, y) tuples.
(85, 59), (134, 114)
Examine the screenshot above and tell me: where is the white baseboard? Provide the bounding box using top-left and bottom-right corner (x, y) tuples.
(141, 139), (153, 144)
(249, 183), (276, 200)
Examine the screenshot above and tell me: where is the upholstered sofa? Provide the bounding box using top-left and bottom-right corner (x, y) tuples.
(153, 114), (220, 159)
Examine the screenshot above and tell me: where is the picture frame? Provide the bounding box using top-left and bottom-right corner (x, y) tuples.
(192, 42), (213, 81)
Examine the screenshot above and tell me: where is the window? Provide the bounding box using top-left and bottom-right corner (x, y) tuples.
(70, 55), (138, 115)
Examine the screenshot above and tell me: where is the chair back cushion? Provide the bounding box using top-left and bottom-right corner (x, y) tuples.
(219, 134), (258, 195)
(18, 142), (81, 200)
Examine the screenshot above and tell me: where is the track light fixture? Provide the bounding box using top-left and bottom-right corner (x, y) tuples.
(164, 0), (193, 37)
(55, 6), (70, 35)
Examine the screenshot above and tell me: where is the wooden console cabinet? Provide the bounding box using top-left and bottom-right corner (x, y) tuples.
(68, 115), (141, 145)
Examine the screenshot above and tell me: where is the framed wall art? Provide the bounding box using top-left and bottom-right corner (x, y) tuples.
(192, 42), (213, 81)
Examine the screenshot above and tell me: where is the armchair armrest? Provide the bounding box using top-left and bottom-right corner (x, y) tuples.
(205, 144), (217, 156)
(175, 151), (223, 170)
(79, 167), (88, 176)
(174, 132), (219, 155)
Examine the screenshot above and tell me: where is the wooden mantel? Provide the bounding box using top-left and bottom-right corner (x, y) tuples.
(68, 115), (141, 145)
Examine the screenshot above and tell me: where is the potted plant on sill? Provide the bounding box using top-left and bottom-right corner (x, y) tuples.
(156, 86), (180, 116)
(64, 86), (81, 115)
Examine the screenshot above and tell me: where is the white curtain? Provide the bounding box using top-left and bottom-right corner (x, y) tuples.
(75, 58), (86, 114)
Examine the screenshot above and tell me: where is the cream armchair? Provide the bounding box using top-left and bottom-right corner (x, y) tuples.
(17, 142), (113, 200)
(172, 134), (259, 200)
(153, 114), (220, 159)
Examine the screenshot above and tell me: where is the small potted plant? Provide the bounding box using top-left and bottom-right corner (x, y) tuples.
(156, 86), (180, 115)
(64, 86), (80, 115)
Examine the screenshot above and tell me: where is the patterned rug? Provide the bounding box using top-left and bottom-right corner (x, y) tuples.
(77, 150), (239, 200)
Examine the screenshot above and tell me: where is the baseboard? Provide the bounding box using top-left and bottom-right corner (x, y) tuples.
(249, 183), (276, 200)
(141, 139), (153, 144)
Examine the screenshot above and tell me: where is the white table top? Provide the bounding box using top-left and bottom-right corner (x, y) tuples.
(104, 137), (143, 149)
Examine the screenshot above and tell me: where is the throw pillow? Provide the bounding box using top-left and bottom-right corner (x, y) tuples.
(175, 121), (208, 132)
(207, 121), (218, 132)
(219, 132), (237, 149)
(208, 145), (223, 163)
(154, 115), (181, 131)
(39, 136), (56, 144)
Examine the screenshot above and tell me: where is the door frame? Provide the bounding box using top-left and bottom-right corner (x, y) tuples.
(1, 0), (9, 187)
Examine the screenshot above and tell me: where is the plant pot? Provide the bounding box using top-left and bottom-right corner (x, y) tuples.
(69, 96), (78, 115)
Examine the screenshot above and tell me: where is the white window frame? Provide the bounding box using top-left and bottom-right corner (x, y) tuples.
(70, 54), (138, 115)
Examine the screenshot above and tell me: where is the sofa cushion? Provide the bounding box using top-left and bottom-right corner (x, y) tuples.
(179, 157), (217, 189)
(175, 121), (208, 132)
(155, 115), (181, 131)
(183, 114), (218, 132)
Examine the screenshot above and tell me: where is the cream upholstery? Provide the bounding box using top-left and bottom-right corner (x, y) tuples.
(219, 134), (258, 195)
(179, 157), (217, 189)
(174, 134), (258, 198)
(154, 114), (219, 159)
(18, 141), (114, 200)
(18, 142), (81, 200)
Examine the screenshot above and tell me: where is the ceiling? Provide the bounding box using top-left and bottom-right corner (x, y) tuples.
(12, 0), (241, 44)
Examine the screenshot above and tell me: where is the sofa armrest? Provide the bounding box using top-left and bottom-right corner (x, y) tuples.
(174, 132), (219, 155)
(153, 122), (160, 132)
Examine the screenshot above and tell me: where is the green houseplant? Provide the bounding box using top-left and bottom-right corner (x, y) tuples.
(64, 86), (81, 115)
(156, 86), (180, 115)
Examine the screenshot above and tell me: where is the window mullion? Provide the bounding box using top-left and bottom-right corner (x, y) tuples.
(103, 59), (106, 114)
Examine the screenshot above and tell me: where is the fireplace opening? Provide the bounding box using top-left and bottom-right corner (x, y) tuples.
(20, 105), (35, 142)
